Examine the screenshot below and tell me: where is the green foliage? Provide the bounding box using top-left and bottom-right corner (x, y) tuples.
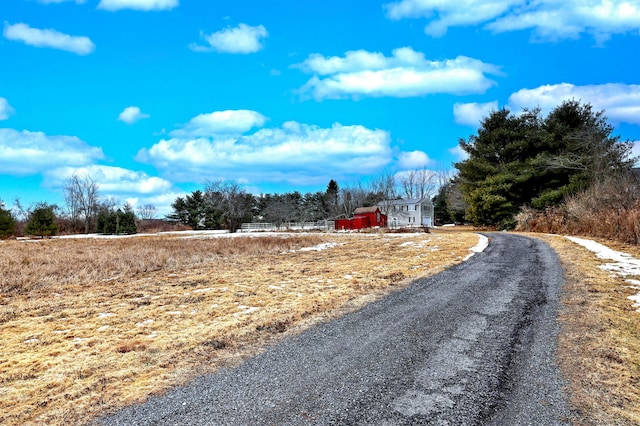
(96, 206), (138, 235)
(25, 203), (58, 237)
(167, 190), (222, 230)
(0, 206), (16, 239)
(433, 179), (468, 224)
(455, 100), (634, 228)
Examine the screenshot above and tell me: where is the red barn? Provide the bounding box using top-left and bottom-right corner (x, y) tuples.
(334, 206), (387, 230)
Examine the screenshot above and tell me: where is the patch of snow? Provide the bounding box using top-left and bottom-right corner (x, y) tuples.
(146, 332), (158, 339)
(98, 312), (115, 319)
(399, 240), (430, 249)
(97, 326), (110, 332)
(234, 305), (259, 316)
(23, 338), (39, 344)
(296, 242), (341, 252)
(566, 236), (640, 312)
(54, 329), (71, 334)
(193, 287), (213, 293)
(136, 319), (154, 327)
(165, 311), (182, 315)
(463, 235), (489, 261)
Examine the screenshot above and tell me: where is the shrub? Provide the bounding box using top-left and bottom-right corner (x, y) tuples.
(0, 207), (16, 239)
(25, 203), (58, 238)
(515, 174), (640, 244)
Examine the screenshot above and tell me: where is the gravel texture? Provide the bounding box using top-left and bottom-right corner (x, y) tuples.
(97, 233), (570, 425)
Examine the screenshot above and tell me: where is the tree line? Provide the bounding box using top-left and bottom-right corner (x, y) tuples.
(0, 173), (151, 238)
(167, 177), (399, 233)
(3, 99), (629, 237)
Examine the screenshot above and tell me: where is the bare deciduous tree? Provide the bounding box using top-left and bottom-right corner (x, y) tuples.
(136, 204), (158, 220)
(64, 173), (100, 233)
(370, 171), (398, 216)
(205, 180), (255, 233)
(397, 168), (438, 200)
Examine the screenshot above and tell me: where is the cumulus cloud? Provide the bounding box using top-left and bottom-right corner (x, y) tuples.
(3, 22), (95, 55)
(137, 120), (393, 185)
(97, 0), (178, 11)
(295, 47), (499, 100)
(449, 145), (469, 161)
(384, 0), (640, 42)
(507, 83), (640, 125)
(0, 98), (14, 120)
(170, 110), (268, 138)
(46, 165), (173, 194)
(38, 0), (86, 3)
(118, 106), (150, 124)
(454, 101), (499, 126)
(0, 128), (104, 176)
(397, 150), (432, 169)
(190, 24), (268, 54)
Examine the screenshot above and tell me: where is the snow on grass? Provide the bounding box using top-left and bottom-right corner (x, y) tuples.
(566, 236), (640, 312)
(294, 242), (341, 252)
(399, 239), (432, 249)
(463, 234), (489, 261)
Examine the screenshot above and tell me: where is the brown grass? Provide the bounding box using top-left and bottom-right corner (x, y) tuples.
(532, 234), (640, 424)
(515, 175), (640, 245)
(0, 230), (479, 425)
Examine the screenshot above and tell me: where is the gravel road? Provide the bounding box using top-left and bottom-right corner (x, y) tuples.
(98, 233), (571, 425)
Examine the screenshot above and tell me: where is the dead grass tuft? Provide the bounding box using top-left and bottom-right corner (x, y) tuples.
(0, 230), (479, 425)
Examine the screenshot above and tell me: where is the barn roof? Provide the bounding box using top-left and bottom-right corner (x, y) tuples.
(354, 206), (380, 214)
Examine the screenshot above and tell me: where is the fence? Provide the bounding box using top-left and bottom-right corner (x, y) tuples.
(240, 221), (334, 232)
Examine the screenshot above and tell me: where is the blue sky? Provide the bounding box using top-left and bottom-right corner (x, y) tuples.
(1, 0), (639, 216)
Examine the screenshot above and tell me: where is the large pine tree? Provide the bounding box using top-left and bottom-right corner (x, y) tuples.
(455, 100), (634, 228)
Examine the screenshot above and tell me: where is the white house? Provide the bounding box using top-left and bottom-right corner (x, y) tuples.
(378, 198), (435, 228)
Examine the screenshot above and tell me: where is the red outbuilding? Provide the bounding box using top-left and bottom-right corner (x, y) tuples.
(334, 206), (387, 230)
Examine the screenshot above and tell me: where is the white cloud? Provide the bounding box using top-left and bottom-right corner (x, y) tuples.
(97, 0), (178, 11)
(507, 83), (640, 125)
(384, 0), (640, 42)
(449, 145), (469, 161)
(170, 110), (267, 137)
(397, 150), (432, 169)
(0, 128), (104, 176)
(190, 24), (268, 54)
(38, 0), (86, 4)
(454, 101), (499, 126)
(118, 106), (150, 124)
(0, 98), (14, 120)
(3, 22), (95, 55)
(385, 0), (520, 37)
(295, 47), (499, 100)
(137, 120), (393, 186)
(46, 165), (173, 195)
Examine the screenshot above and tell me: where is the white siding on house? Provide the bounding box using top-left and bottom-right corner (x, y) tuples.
(378, 198), (434, 228)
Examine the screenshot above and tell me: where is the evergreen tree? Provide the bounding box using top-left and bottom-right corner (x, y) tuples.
(25, 203), (58, 238)
(0, 205), (16, 239)
(323, 179), (339, 218)
(455, 101), (634, 229)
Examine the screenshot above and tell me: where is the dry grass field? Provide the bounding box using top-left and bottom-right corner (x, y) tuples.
(0, 229), (480, 425)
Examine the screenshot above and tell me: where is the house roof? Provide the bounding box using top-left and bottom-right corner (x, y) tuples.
(354, 206), (380, 214)
(378, 198), (433, 206)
